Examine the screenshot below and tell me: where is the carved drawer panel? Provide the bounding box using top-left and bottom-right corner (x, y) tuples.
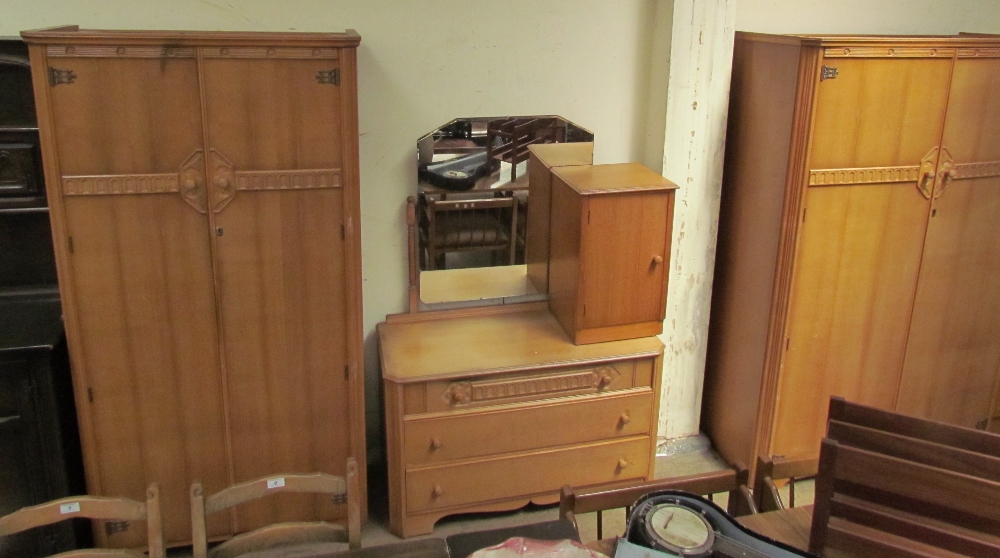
(404, 357), (655, 415)
(403, 388), (652, 466)
(405, 436), (650, 514)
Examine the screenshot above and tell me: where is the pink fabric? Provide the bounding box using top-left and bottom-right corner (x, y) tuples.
(469, 537), (608, 558)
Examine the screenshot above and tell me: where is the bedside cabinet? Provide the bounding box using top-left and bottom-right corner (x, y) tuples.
(548, 163), (677, 344)
(379, 303), (664, 538)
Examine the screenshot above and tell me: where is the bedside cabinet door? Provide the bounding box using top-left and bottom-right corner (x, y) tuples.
(580, 191), (671, 329)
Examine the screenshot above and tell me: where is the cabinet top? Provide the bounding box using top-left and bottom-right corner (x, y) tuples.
(529, 142), (595, 169)
(378, 303), (664, 383)
(736, 31), (1000, 49)
(21, 25), (361, 48)
(552, 162), (679, 196)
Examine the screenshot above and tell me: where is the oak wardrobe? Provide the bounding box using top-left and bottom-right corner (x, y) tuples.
(21, 27), (366, 548)
(704, 33), (1000, 476)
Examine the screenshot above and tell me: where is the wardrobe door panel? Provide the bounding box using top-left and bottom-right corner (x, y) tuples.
(46, 54), (230, 546)
(201, 52), (351, 532)
(770, 183), (928, 460)
(898, 56), (1000, 428)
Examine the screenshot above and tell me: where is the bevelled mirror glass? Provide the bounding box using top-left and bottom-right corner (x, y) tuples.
(414, 116), (593, 305)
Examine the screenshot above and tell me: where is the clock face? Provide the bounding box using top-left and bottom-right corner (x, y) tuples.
(644, 503), (714, 555)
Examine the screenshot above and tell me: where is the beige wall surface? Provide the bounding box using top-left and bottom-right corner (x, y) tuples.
(1, 0), (670, 461)
(737, 0), (1000, 33)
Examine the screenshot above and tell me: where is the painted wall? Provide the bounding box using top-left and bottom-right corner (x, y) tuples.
(737, 0), (1000, 34)
(0, 0), (671, 461)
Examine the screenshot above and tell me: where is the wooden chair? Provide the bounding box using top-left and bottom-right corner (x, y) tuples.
(753, 455), (816, 512)
(419, 196), (517, 271)
(0, 484), (163, 558)
(559, 466), (757, 541)
(809, 397), (1000, 557)
(190, 458), (361, 558)
(485, 117), (562, 181)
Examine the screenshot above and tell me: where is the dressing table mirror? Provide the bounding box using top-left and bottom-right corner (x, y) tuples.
(411, 116), (593, 309)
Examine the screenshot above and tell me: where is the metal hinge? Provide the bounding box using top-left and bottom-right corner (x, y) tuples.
(68, 236), (74, 254)
(88, 387), (94, 402)
(820, 65), (839, 81)
(344, 365), (349, 379)
(48, 67), (77, 86)
(802, 207), (807, 222)
(316, 68), (339, 85)
(340, 224), (345, 240)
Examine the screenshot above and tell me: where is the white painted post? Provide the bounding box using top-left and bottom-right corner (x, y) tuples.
(657, 0), (736, 444)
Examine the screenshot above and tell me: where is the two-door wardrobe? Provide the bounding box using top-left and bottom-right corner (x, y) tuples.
(21, 26), (366, 548)
(704, 32), (1000, 477)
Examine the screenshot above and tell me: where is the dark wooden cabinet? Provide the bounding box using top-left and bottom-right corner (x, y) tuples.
(0, 38), (85, 558)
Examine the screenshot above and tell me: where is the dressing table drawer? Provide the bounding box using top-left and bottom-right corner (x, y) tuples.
(404, 436), (651, 514)
(403, 388), (653, 466)
(405, 356), (656, 414)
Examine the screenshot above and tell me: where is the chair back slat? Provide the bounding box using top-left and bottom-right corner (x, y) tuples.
(203, 473), (347, 515)
(825, 516), (969, 558)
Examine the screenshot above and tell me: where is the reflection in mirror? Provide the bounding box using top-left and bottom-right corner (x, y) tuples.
(416, 116), (593, 273)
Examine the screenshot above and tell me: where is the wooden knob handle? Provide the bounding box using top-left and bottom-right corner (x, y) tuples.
(618, 459), (629, 470)
(214, 177), (230, 190)
(430, 437), (442, 450)
(652, 255), (664, 265)
(619, 412), (631, 426)
(432, 485), (443, 498)
(184, 179), (197, 191)
(598, 372), (613, 388)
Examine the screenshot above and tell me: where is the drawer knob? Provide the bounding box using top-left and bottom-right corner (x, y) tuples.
(619, 412), (631, 426)
(652, 255), (664, 265)
(618, 458), (629, 470)
(432, 485), (444, 498)
(598, 372), (614, 389)
(430, 437), (442, 450)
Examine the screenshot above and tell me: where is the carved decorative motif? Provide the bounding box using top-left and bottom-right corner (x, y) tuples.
(824, 47), (954, 58)
(234, 169), (342, 191)
(202, 47), (339, 59)
(442, 366), (620, 405)
(808, 166), (921, 187)
(958, 48), (1000, 59)
(209, 149), (237, 214)
(47, 45), (196, 58)
(952, 160), (1000, 180)
(179, 150), (207, 214)
(62, 174), (179, 196)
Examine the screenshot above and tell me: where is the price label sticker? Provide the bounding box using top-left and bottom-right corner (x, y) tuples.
(266, 478), (285, 489)
(60, 502), (81, 514)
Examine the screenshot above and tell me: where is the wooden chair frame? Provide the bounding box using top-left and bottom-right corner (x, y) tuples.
(0, 484), (163, 558)
(753, 455), (817, 512)
(559, 466), (757, 540)
(190, 458), (360, 558)
(809, 397), (1000, 557)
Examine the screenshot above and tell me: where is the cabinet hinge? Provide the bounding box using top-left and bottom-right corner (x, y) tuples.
(344, 365), (349, 379)
(87, 387), (94, 402)
(802, 208), (807, 222)
(316, 68), (339, 85)
(68, 236), (74, 254)
(587, 210), (591, 225)
(820, 65), (839, 81)
(583, 304), (587, 317)
(340, 224), (345, 240)
(48, 67), (77, 87)
(785, 338), (791, 351)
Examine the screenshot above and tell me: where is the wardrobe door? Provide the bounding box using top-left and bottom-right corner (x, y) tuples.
(199, 46), (353, 532)
(41, 50), (230, 546)
(897, 53), (1000, 429)
(769, 54), (952, 460)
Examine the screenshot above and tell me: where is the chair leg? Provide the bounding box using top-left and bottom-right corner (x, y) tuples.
(596, 510), (603, 540)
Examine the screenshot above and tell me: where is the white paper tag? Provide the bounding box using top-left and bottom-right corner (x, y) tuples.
(266, 478), (285, 489)
(60, 502), (81, 514)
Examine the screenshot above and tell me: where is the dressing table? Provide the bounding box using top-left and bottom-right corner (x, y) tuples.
(378, 302), (664, 537)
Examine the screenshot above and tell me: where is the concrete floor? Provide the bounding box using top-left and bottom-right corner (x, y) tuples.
(168, 437), (815, 556)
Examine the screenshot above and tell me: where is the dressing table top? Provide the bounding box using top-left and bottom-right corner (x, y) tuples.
(378, 302), (663, 383)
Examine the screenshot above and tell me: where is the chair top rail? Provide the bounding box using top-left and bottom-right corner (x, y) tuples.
(204, 472), (347, 515)
(0, 495), (146, 536)
(568, 469), (739, 515)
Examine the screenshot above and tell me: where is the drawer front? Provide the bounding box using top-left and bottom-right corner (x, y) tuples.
(404, 389), (653, 466)
(405, 436), (650, 513)
(406, 357), (656, 415)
